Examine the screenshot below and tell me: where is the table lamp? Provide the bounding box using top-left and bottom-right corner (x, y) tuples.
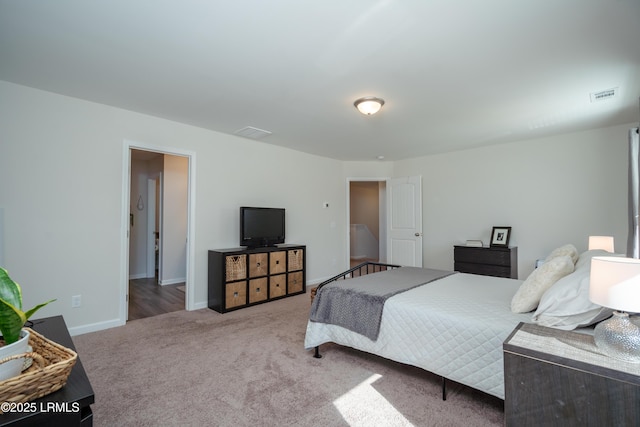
(589, 256), (640, 362)
(588, 236), (615, 252)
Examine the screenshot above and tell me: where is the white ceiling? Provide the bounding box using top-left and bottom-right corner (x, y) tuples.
(1, 1), (639, 161)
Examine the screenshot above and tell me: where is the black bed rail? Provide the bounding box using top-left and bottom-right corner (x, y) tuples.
(314, 261), (401, 294)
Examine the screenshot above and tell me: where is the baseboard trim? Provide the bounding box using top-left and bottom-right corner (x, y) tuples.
(192, 301), (208, 310)
(159, 277), (186, 286)
(69, 304), (209, 336)
(68, 317), (124, 337)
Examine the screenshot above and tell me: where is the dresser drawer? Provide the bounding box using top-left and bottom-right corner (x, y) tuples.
(454, 246), (511, 266)
(454, 262), (512, 278)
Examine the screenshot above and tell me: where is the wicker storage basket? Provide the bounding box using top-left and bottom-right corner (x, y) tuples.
(0, 327), (77, 412)
(225, 255), (247, 281)
(288, 249), (303, 271)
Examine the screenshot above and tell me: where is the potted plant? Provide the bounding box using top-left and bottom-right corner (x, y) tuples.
(0, 267), (55, 380)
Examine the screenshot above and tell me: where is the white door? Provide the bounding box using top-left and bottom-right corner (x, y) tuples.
(387, 176), (423, 267)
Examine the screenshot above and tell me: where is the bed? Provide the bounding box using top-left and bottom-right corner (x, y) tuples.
(304, 246), (617, 400)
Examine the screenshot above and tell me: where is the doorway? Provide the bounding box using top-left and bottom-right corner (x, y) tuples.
(348, 179), (388, 268)
(121, 141), (196, 324)
(347, 176), (423, 269)
(128, 149), (188, 320)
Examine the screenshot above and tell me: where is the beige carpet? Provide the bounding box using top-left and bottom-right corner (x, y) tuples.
(72, 291), (504, 426)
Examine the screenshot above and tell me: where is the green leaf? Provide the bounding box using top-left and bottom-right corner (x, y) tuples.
(0, 268), (55, 345)
(0, 268), (22, 310)
(0, 298), (26, 345)
(23, 299), (56, 320)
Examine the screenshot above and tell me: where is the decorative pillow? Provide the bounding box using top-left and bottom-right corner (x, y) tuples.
(544, 244), (579, 264)
(533, 251), (624, 330)
(511, 255), (574, 313)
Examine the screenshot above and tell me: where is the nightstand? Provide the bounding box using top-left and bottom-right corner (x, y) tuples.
(453, 245), (517, 278)
(503, 322), (640, 427)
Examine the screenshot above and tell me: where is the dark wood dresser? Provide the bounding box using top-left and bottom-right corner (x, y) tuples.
(503, 322), (640, 427)
(453, 245), (517, 279)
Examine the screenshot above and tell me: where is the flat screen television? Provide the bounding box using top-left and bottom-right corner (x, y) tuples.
(240, 207), (285, 248)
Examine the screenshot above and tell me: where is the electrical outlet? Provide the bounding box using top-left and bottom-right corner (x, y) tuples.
(71, 295), (81, 308)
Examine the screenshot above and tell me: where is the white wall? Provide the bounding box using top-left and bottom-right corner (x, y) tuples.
(394, 124), (630, 277)
(0, 80), (631, 334)
(0, 81), (346, 333)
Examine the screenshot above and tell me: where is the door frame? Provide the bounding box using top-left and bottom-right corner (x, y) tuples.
(120, 139), (197, 323)
(346, 177), (389, 268)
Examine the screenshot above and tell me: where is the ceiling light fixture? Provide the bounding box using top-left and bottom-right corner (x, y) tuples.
(354, 97), (385, 115)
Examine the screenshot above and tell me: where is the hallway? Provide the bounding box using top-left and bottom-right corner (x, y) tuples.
(128, 278), (185, 321)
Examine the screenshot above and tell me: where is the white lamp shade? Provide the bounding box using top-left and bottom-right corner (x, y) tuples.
(354, 97), (384, 115)
(588, 235), (615, 252)
(590, 256), (640, 312)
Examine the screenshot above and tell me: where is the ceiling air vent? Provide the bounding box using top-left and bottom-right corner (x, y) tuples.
(234, 126), (272, 139)
(590, 88), (618, 103)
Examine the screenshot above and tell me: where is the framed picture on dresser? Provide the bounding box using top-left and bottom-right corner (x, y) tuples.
(490, 226), (511, 247)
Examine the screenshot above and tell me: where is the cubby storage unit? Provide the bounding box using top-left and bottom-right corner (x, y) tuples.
(208, 244), (306, 313)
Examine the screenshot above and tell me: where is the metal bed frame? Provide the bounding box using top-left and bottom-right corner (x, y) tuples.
(309, 261), (453, 400)
(310, 261), (400, 360)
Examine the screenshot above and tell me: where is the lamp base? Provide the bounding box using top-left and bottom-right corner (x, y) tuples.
(594, 311), (640, 363)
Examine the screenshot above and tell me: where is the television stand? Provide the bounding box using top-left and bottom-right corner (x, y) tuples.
(208, 244), (306, 313)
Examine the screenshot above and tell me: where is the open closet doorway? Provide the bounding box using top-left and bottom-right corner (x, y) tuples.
(122, 142), (196, 323)
(348, 179), (388, 268)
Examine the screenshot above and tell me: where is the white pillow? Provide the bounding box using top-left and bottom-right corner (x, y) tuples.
(545, 244), (579, 264)
(511, 255), (575, 313)
(532, 251), (624, 330)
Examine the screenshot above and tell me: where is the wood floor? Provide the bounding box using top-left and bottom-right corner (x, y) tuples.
(128, 277), (185, 321)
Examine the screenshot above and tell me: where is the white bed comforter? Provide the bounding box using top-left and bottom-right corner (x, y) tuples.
(304, 272), (532, 399)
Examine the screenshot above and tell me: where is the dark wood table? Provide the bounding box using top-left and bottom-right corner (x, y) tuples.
(0, 316), (94, 426)
(504, 322), (640, 426)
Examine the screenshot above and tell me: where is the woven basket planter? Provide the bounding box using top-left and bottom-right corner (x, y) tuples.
(0, 327), (77, 411)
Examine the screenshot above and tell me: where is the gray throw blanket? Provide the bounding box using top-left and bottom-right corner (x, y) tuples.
(309, 267), (455, 341)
